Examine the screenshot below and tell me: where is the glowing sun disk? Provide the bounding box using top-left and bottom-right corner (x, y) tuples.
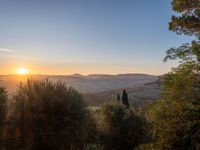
(17, 68), (28, 75)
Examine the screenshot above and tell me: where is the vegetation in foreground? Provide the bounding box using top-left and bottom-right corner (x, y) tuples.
(0, 0), (200, 149)
(0, 79), (147, 150)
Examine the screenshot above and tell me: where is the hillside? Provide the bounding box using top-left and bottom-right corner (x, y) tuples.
(84, 79), (161, 106)
(0, 74), (161, 106)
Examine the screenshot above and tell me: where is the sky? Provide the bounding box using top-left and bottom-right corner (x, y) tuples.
(0, 0), (193, 75)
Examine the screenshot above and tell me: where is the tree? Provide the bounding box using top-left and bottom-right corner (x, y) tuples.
(162, 61), (200, 104)
(165, 0), (200, 105)
(146, 100), (200, 150)
(122, 90), (129, 108)
(145, 1), (200, 149)
(0, 87), (7, 128)
(0, 87), (7, 148)
(168, 0), (200, 61)
(5, 78), (93, 150)
(117, 93), (120, 102)
(169, 0), (200, 37)
(145, 60), (200, 149)
(98, 103), (147, 150)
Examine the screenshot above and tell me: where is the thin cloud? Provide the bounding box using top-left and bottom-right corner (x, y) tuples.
(0, 48), (15, 53)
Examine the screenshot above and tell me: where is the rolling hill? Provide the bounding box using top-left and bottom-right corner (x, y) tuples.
(0, 74), (161, 106)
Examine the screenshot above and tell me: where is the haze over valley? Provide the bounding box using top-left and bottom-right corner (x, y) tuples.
(0, 0), (198, 149)
(0, 73), (161, 106)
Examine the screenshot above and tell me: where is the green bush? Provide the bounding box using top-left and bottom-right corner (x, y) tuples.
(146, 100), (200, 150)
(97, 103), (147, 150)
(5, 78), (93, 150)
(0, 87), (7, 148)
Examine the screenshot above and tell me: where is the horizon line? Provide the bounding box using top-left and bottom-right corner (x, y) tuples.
(0, 72), (163, 76)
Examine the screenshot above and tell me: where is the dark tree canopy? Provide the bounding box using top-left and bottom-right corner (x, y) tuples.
(122, 90), (129, 108)
(168, 0), (200, 62)
(145, 1), (200, 149)
(0, 87), (7, 125)
(162, 61), (200, 104)
(117, 93), (120, 102)
(0, 87), (7, 148)
(98, 103), (146, 150)
(146, 100), (200, 150)
(5, 79), (93, 150)
(169, 0), (200, 37)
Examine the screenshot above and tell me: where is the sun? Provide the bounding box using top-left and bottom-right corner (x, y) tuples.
(17, 68), (28, 75)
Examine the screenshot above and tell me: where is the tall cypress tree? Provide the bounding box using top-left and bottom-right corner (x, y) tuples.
(122, 89), (129, 108)
(117, 93), (120, 102)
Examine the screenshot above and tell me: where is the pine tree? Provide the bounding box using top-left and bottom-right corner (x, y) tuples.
(122, 89), (129, 108)
(145, 1), (200, 149)
(167, 0), (200, 62)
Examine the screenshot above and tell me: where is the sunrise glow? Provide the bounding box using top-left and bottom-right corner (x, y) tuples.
(17, 68), (28, 75)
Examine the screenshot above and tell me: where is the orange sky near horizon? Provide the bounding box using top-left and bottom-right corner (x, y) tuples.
(0, 1), (189, 76)
(0, 61), (174, 76)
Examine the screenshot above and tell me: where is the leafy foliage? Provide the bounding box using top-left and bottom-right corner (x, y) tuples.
(169, 0), (200, 37)
(0, 87), (7, 148)
(168, 0), (200, 62)
(151, 60), (200, 149)
(164, 41), (200, 63)
(97, 103), (147, 150)
(0, 87), (7, 125)
(144, 1), (200, 149)
(162, 61), (200, 104)
(146, 100), (200, 150)
(5, 79), (93, 150)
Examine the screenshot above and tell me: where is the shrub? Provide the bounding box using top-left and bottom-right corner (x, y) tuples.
(97, 103), (147, 150)
(146, 100), (200, 150)
(0, 87), (7, 147)
(5, 78), (92, 150)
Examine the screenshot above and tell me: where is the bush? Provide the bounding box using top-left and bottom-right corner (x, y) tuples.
(146, 100), (200, 150)
(97, 103), (147, 150)
(0, 87), (7, 147)
(0, 87), (7, 125)
(5, 78), (93, 150)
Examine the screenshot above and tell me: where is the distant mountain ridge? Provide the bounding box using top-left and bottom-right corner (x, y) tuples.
(0, 74), (161, 106)
(0, 73), (158, 93)
(85, 79), (161, 106)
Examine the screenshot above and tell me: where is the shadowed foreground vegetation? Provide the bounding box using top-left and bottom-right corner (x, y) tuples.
(0, 70), (199, 150)
(1, 0), (200, 149)
(3, 79), (94, 149)
(0, 79), (147, 150)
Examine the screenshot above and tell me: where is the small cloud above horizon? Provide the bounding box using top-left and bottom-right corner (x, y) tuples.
(0, 48), (15, 53)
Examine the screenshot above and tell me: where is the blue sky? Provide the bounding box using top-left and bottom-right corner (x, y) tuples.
(0, 0), (192, 75)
